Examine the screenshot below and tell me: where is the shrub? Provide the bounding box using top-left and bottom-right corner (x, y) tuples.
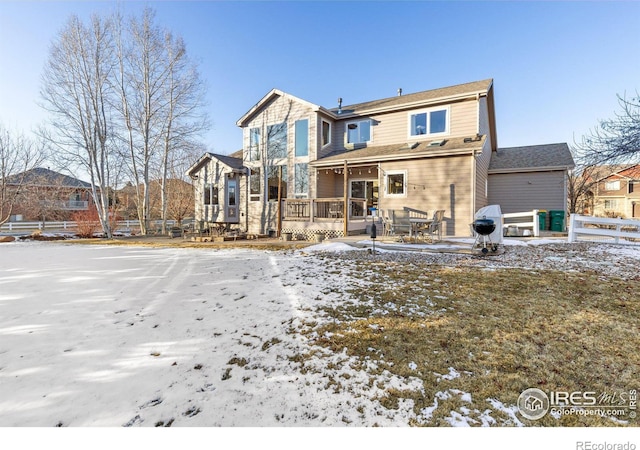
(72, 209), (101, 238)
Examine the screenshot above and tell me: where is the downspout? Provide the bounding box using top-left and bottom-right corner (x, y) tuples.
(343, 160), (348, 237)
(471, 153), (477, 232)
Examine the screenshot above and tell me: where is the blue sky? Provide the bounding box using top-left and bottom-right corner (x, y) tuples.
(1, 1), (639, 157)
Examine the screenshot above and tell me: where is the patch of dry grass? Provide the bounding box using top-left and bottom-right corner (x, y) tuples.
(304, 257), (639, 426)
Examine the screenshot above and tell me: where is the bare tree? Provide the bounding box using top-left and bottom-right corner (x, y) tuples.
(39, 14), (117, 238)
(0, 125), (46, 225)
(113, 8), (208, 235)
(575, 93), (640, 165)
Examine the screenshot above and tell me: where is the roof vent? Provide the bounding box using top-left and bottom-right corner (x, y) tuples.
(337, 97), (342, 114)
(397, 88), (402, 96)
(407, 142), (419, 149)
(429, 139), (446, 147)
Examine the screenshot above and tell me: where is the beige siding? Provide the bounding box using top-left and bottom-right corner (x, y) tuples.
(379, 155), (474, 236)
(332, 99), (479, 150)
(241, 93), (320, 234)
(488, 171), (567, 214)
(474, 139), (492, 212)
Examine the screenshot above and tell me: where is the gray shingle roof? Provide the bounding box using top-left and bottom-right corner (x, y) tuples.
(4, 167), (91, 188)
(488, 143), (575, 173)
(331, 79), (493, 115)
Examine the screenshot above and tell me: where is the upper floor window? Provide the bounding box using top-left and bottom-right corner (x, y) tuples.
(267, 122), (287, 159)
(295, 119), (309, 157)
(322, 120), (331, 146)
(409, 107), (449, 137)
(604, 180), (620, 191)
(249, 127), (260, 161)
(347, 120), (371, 144)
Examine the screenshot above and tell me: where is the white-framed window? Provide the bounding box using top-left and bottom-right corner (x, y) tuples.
(604, 180), (620, 191)
(294, 163), (308, 197)
(409, 107), (449, 137)
(604, 199), (618, 210)
(384, 170), (407, 197)
(322, 120), (331, 146)
(346, 119), (371, 144)
(267, 165), (287, 201)
(267, 122), (287, 159)
(204, 183), (219, 205)
(249, 127), (260, 161)
(294, 119), (309, 157)
(250, 167), (261, 201)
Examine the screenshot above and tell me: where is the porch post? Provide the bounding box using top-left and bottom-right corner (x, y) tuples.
(343, 160), (348, 237)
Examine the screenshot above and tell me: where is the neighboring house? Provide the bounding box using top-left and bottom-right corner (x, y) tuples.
(3, 167), (93, 221)
(188, 79), (573, 238)
(487, 143), (575, 214)
(589, 164), (640, 218)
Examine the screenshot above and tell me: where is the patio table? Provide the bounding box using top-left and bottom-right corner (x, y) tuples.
(409, 217), (434, 242)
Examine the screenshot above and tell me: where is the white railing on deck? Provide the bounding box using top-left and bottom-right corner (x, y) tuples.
(568, 214), (640, 244)
(502, 210), (540, 237)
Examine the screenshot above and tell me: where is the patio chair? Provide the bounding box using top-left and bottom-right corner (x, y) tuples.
(425, 209), (445, 242)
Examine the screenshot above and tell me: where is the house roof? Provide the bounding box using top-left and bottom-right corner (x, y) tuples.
(488, 143), (575, 174)
(3, 167), (91, 188)
(331, 79), (494, 116)
(236, 79), (495, 127)
(311, 135), (487, 167)
(601, 164), (640, 181)
(186, 152), (245, 178)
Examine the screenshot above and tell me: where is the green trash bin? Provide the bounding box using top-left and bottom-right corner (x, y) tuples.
(549, 210), (565, 232)
(538, 210), (547, 231)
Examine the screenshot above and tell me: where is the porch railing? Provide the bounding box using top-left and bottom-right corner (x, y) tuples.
(282, 198), (368, 221)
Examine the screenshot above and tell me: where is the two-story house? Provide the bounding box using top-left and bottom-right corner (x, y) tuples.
(3, 167), (93, 222)
(590, 164), (640, 218)
(187, 79), (573, 238)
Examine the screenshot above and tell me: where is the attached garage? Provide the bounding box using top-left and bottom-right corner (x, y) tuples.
(488, 143), (575, 214)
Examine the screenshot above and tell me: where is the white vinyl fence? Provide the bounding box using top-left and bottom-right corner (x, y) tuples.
(1, 220), (176, 233)
(568, 214), (640, 244)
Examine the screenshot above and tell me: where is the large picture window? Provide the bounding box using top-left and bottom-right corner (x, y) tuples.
(267, 165), (287, 201)
(295, 119), (309, 157)
(409, 107), (449, 137)
(604, 180), (620, 191)
(267, 122), (287, 159)
(347, 120), (371, 144)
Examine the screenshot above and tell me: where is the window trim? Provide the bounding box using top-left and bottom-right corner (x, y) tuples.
(604, 180), (620, 191)
(249, 167), (261, 201)
(294, 118), (309, 157)
(248, 127), (261, 161)
(321, 120), (332, 147)
(407, 106), (450, 139)
(384, 170), (407, 198)
(294, 163), (309, 197)
(346, 119), (372, 144)
(604, 199), (618, 210)
(266, 121), (288, 160)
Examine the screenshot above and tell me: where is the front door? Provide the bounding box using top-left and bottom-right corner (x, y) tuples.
(350, 180), (379, 215)
(226, 177), (239, 223)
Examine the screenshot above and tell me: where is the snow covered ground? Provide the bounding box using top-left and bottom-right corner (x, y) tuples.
(0, 239), (638, 444)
